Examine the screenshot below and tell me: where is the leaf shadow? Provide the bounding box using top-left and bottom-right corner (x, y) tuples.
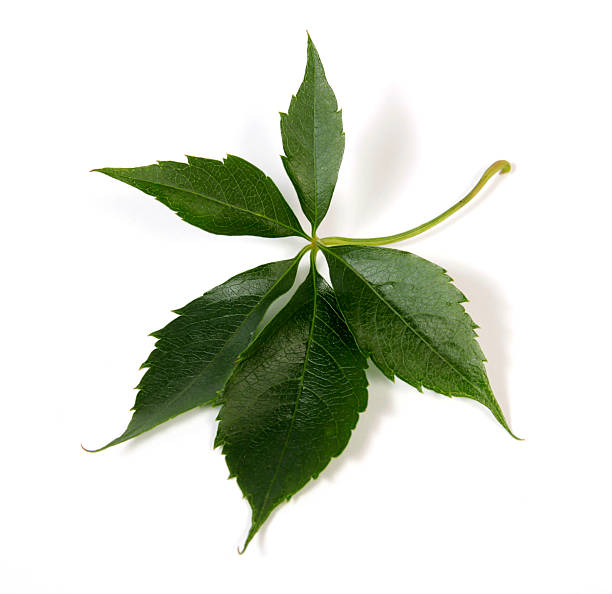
(435, 259), (514, 428)
(320, 88), (416, 234)
(324, 365), (397, 478)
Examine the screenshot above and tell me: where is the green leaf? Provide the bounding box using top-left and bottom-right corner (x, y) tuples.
(87, 257), (301, 452)
(89, 34), (517, 551)
(281, 35), (344, 232)
(323, 245), (515, 437)
(95, 155), (307, 239)
(215, 261), (368, 550)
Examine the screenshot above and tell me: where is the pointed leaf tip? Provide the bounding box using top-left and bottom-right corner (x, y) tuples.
(306, 32), (314, 49)
(81, 443), (105, 453)
(506, 426), (523, 440)
(239, 527), (258, 554)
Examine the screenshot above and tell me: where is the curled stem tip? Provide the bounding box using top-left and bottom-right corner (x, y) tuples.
(496, 160), (512, 174)
(320, 159), (511, 247)
(81, 442), (110, 453)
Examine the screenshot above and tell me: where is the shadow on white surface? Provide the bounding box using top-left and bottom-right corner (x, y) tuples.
(311, 88), (416, 235)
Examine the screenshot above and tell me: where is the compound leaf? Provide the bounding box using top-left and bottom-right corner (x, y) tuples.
(89, 35), (516, 551)
(215, 262), (367, 550)
(323, 245), (515, 436)
(281, 35), (344, 231)
(95, 155), (307, 239)
(88, 257), (301, 451)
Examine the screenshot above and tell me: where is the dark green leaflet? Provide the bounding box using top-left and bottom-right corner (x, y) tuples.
(95, 155), (307, 239)
(281, 35), (344, 232)
(88, 258), (301, 452)
(323, 245), (514, 437)
(215, 261), (368, 550)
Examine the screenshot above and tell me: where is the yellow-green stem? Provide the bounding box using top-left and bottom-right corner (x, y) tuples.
(319, 160), (511, 247)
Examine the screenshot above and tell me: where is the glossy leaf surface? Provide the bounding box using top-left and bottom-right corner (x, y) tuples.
(324, 245), (513, 436)
(281, 36), (344, 231)
(215, 264), (368, 550)
(95, 155), (306, 238)
(89, 258), (300, 451)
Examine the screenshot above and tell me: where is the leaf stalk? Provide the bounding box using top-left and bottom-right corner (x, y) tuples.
(319, 160), (511, 247)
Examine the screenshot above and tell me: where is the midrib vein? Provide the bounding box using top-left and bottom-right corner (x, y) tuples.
(324, 248), (489, 399)
(117, 174), (305, 237)
(255, 272), (318, 524)
(311, 64), (319, 229)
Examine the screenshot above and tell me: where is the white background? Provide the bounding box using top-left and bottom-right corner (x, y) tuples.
(2, 1), (611, 592)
